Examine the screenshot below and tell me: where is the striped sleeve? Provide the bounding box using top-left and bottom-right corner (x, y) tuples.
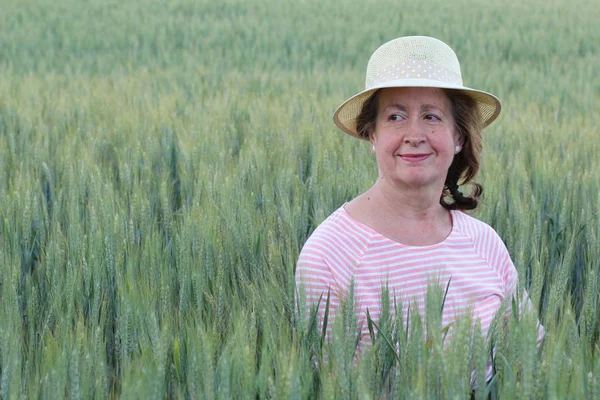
(295, 234), (341, 339)
(294, 209), (370, 339)
(499, 248), (545, 347)
(456, 212), (544, 346)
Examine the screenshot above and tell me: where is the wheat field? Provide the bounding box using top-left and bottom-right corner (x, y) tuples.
(0, 0), (599, 398)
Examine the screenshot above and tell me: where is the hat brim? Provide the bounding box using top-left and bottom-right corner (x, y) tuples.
(333, 79), (501, 140)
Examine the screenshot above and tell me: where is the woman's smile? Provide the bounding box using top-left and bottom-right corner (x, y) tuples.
(398, 153), (433, 162)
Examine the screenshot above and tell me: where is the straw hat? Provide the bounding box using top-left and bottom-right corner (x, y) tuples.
(333, 36), (501, 139)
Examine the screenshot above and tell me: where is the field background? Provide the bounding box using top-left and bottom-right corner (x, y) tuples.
(0, 0), (599, 398)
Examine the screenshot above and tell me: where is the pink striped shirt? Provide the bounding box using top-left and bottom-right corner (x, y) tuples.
(296, 204), (543, 376)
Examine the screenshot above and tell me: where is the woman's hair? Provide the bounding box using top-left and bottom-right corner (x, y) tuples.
(355, 88), (483, 211)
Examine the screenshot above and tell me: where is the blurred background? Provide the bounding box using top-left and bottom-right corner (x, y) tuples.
(0, 0), (598, 397)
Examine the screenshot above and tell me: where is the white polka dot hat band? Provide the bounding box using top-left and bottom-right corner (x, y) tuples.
(370, 59), (461, 86)
(333, 36), (502, 140)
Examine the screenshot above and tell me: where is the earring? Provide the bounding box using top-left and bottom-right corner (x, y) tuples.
(455, 145), (462, 154)
(371, 144), (376, 152)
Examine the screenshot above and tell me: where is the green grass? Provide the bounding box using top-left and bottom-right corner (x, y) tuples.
(0, 0), (599, 398)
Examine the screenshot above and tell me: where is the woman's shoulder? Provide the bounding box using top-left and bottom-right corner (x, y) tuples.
(299, 205), (374, 258)
(451, 210), (504, 245)
(451, 211), (516, 281)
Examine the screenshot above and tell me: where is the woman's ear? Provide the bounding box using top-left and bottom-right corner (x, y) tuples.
(453, 135), (465, 154)
(454, 133), (465, 148)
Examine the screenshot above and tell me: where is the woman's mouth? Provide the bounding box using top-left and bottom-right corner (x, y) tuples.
(399, 153), (432, 162)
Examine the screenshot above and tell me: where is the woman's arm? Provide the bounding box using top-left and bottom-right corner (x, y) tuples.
(500, 248), (545, 347)
(295, 249), (341, 342)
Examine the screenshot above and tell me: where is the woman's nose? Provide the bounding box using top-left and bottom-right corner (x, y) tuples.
(403, 119), (427, 145)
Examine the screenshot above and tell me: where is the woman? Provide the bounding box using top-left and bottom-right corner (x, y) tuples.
(295, 36), (543, 375)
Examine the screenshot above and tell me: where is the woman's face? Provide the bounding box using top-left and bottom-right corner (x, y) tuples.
(370, 87), (462, 192)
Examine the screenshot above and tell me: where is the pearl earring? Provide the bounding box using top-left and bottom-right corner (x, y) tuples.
(371, 144), (376, 152)
(455, 145), (462, 154)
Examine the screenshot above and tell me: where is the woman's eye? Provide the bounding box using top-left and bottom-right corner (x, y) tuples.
(424, 114), (441, 121)
(388, 114), (403, 121)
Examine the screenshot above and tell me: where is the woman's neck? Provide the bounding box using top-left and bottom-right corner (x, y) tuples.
(345, 179), (452, 246)
(372, 178), (446, 221)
